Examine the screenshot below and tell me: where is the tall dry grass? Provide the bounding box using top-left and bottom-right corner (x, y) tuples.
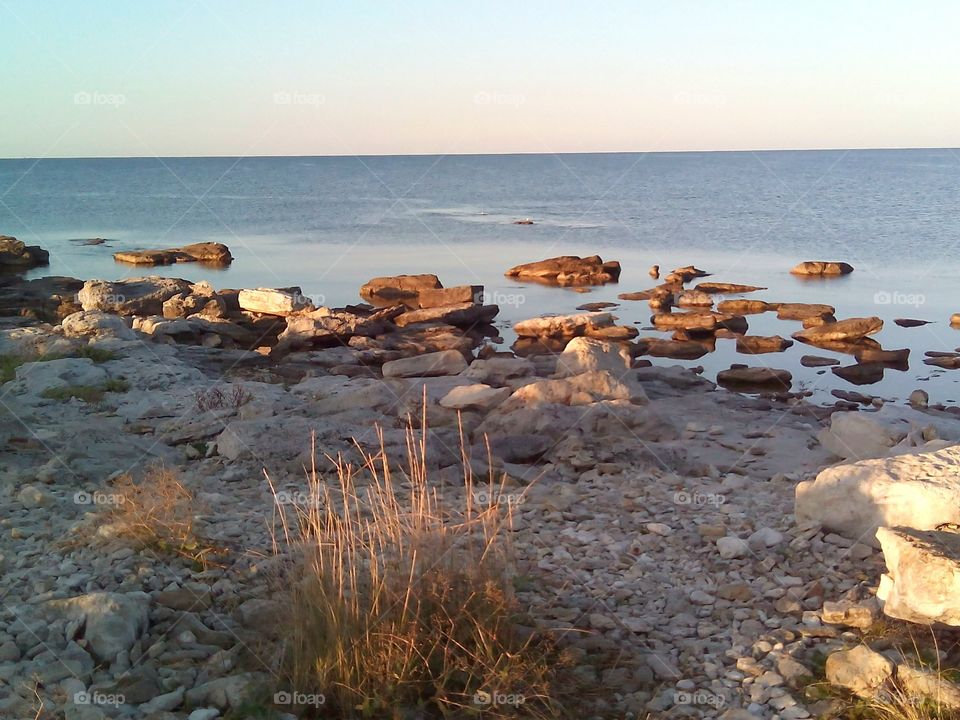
(267, 416), (566, 718)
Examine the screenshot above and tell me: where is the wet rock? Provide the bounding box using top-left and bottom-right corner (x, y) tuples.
(877, 526), (960, 626)
(664, 265), (709, 283)
(636, 338), (710, 360)
(894, 318), (932, 328)
(717, 299), (772, 314)
(908, 389), (929, 408)
(854, 347), (909, 364)
(513, 312), (635, 340)
(695, 282), (765, 294)
(736, 335), (793, 354)
(576, 301), (618, 311)
(790, 261), (854, 276)
(776, 303), (835, 321)
(800, 355), (839, 367)
(504, 255), (621, 286)
(113, 242), (232, 266)
(794, 317), (883, 343)
(831, 362), (885, 386)
(676, 290), (713, 307)
(717, 366), (792, 388)
(651, 312), (718, 331)
(796, 445), (960, 543)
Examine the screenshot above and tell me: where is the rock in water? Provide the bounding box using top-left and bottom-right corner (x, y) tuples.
(790, 260), (854, 276)
(504, 255), (621, 286)
(0, 235), (49, 267)
(359, 274), (442, 300)
(113, 242), (232, 265)
(776, 302), (836, 320)
(716, 366), (792, 388)
(795, 445), (960, 544)
(735, 335), (793, 354)
(876, 526), (960, 626)
(793, 316), (883, 343)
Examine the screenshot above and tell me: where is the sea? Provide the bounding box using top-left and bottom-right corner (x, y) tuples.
(2, 149), (960, 404)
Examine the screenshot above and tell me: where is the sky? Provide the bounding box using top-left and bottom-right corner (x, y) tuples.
(1, 0), (958, 158)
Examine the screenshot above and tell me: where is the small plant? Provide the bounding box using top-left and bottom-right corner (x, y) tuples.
(108, 466), (218, 567)
(196, 384), (251, 412)
(265, 418), (567, 718)
(0, 354), (25, 383)
(41, 378), (129, 403)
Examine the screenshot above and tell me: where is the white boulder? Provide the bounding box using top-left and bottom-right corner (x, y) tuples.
(876, 526), (960, 626)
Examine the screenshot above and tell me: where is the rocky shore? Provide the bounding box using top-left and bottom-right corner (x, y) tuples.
(2, 252), (960, 719)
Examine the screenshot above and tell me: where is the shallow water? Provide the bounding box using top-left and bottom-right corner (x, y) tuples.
(3, 150), (960, 404)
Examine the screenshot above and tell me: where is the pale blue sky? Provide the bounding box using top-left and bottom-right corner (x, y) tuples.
(1, 0), (958, 157)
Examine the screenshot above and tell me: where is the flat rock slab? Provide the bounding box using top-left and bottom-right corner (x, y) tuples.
(800, 355), (840, 367)
(382, 349), (468, 377)
(694, 282), (766, 294)
(794, 317), (883, 343)
(736, 335), (793, 354)
(113, 242), (232, 265)
(717, 366), (792, 387)
(895, 318), (933, 327)
(359, 274), (442, 299)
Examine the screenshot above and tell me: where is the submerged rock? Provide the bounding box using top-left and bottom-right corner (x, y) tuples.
(717, 366), (792, 388)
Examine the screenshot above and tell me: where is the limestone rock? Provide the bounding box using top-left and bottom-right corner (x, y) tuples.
(78, 277), (193, 316)
(824, 645), (892, 697)
(796, 446), (960, 544)
(61, 311), (136, 340)
(0, 235), (48, 267)
(359, 274), (441, 299)
(794, 317), (883, 343)
(816, 411), (903, 461)
(439, 383), (510, 411)
(113, 242), (232, 265)
(382, 349), (468, 378)
(555, 336), (631, 378)
(394, 302), (499, 328)
(237, 287), (313, 315)
(44, 592), (150, 663)
(877, 526), (960, 626)
(736, 335), (793, 354)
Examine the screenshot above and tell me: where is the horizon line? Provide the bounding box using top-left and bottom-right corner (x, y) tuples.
(2, 144), (958, 161)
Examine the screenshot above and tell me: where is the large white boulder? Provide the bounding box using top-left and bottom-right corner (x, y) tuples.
(498, 370), (646, 411)
(237, 287), (312, 315)
(876, 526), (960, 626)
(817, 411), (903, 461)
(554, 336), (631, 378)
(795, 445), (960, 545)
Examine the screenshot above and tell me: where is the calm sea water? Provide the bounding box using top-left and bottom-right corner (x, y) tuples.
(2, 150), (960, 404)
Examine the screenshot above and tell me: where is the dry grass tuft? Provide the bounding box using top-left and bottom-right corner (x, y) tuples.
(266, 417), (567, 718)
(109, 465), (218, 567)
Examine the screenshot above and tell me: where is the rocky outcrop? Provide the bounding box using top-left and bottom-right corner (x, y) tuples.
(113, 242), (232, 265)
(776, 303), (835, 321)
(816, 411), (903, 460)
(876, 526), (960, 626)
(790, 260), (854, 276)
(694, 282), (765, 294)
(77, 277), (194, 316)
(0, 235), (49, 268)
(417, 285), (482, 308)
(0, 275), (83, 320)
(394, 303), (498, 328)
(795, 445), (960, 544)
(717, 299), (772, 315)
(504, 255), (621, 286)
